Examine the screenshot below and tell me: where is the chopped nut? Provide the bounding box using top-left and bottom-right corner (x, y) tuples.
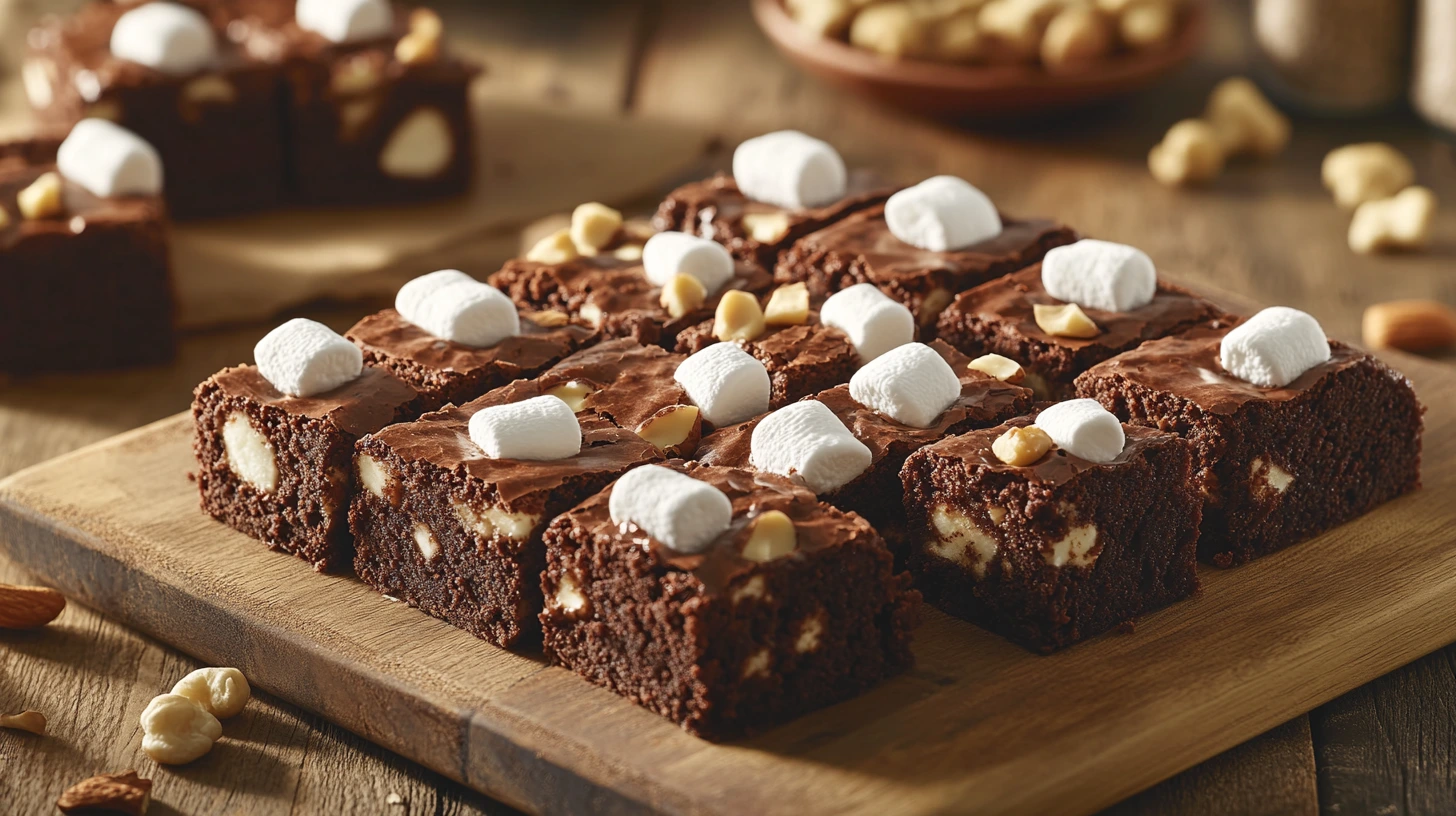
(1205, 77), (1290, 158)
(968, 353), (1025, 382)
(1149, 119), (1225, 186)
(635, 405), (701, 452)
(0, 710), (46, 735)
(1362, 299), (1456, 352)
(850, 2), (928, 58)
(992, 425), (1054, 466)
(396, 11), (443, 67)
(527, 310), (570, 328)
(1322, 143), (1416, 210)
(1119, 0), (1176, 49)
(1041, 6), (1113, 72)
(57, 771), (152, 816)
(545, 380), (595, 412)
(172, 667), (251, 719)
(660, 273), (708, 319)
(1033, 302), (1100, 338)
(570, 202), (623, 253)
(742, 510), (797, 562)
(764, 283), (810, 326)
(742, 212), (791, 244)
(526, 228), (579, 264)
(0, 583), (66, 628)
(1348, 186), (1437, 255)
(579, 302), (604, 328)
(17, 172), (63, 220)
(139, 693), (222, 765)
(713, 290), (767, 342)
(613, 243), (644, 262)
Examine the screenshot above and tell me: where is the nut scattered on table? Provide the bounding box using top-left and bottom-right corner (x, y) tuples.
(525, 227), (579, 264)
(968, 353), (1025, 383)
(1362, 299), (1456, 353)
(56, 770), (152, 816)
(713, 290), (767, 342)
(171, 666), (251, 719)
(139, 693), (223, 765)
(764, 282), (810, 326)
(0, 582), (66, 628)
(1148, 119), (1224, 186)
(570, 202), (623, 254)
(992, 425), (1055, 466)
(0, 710), (47, 735)
(1033, 302), (1100, 338)
(1205, 77), (1290, 159)
(1348, 186), (1437, 255)
(742, 510), (797, 562)
(17, 171), (64, 220)
(660, 272), (707, 319)
(1322, 143), (1416, 210)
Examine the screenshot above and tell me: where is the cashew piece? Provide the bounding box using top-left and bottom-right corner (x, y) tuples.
(1348, 186), (1437, 255)
(140, 693), (223, 765)
(1148, 119), (1225, 186)
(172, 667), (251, 719)
(1322, 143), (1416, 210)
(1205, 77), (1291, 158)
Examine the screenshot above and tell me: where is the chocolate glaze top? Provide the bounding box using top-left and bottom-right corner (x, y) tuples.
(675, 309), (853, 365)
(347, 308), (595, 375)
(0, 160), (164, 249)
(1078, 327), (1377, 416)
(563, 462), (882, 595)
(658, 170), (894, 231)
(535, 339), (691, 431)
(925, 416), (1178, 486)
(497, 253), (772, 321)
(208, 364), (419, 437)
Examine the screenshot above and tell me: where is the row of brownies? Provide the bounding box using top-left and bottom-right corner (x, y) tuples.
(192, 131), (1426, 740)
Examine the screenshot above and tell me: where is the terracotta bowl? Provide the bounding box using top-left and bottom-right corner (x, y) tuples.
(751, 0), (1207, 119)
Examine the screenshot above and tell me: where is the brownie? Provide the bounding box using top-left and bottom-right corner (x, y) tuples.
(540, 462), (920, 739)
(491, 252), (773, 349)
(1076, 328), (1425, 566)
(193, 364), (422, 571)
(937, 265), (1231, 400)
(902, 417), (1202, 653)
(350, 379), (660, 647)
(652, 171), (895, 268)
(347, 308), (598, 411)
(774, 204), (1078, 331)
(674, 309), (858, 408)
(695, 340), (1032, 557)
(0, 142), (175, 373)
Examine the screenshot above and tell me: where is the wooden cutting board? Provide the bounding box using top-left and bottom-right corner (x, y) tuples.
(0, 350), (1451, 816)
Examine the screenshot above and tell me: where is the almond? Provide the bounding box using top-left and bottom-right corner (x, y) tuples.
(1362, 300), (1456, 352)
(0, 583), (65, 628)
(57, 770), (152, 816)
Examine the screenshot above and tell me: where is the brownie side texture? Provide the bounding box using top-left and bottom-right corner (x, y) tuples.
(673, 314), (858, 408)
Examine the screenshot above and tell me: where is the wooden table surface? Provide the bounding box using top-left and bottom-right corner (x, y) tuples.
(2, 1), (1453, 813)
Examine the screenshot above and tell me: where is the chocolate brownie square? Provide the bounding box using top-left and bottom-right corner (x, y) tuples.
(937, 265), (1231, 399)
(0, 139), (174, 373)
(193, 364), (422, 571)
(350, 379), (660, 647)
(901, 417), (1202, 653)
(1076, 328), (1424, 566)
(652, 171), (894, 268)
(774, 204), (1078, 330)
(540, 462), (920, 739)
(673, 307), (858, 408)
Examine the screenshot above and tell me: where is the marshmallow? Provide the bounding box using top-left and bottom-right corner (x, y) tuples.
(254, 318), (362, 398)
(849, 342), (961, 428)
(110, 3), (216, 76)
(1041, 239), (1157, 313)
(819, 283), (914, 363)
(642, 232), (735, 294)
(395, 269), (520, 348)
(884, 175), (1002, 252)
(609, 465), (733, 553)
(750, 401), (872, 493)
(673, 343), (770, 427)
(732, 130), (848, 210)
(296, 0), (394, 43)
(56, 119), (163, 199)
(1220, 307), (1331, 388)
(1034, 399), (1125, 464)
(468, 395), (581, 461)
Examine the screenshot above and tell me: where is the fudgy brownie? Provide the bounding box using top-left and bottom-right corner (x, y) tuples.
(193, 364), (422, 571)
(674, 309), (858, 408)
(901, 417), (1202, 653)
(1076, 328), (1424, 566)
(540, 462), (920, 739)
(937, 265), (1231, 399)
(774, 204), (1078, 330)
(0, 138), (174, 373)
(347, 308), (597, 411)
(350, 379), (660, 647)
(652, 171), (894, 268)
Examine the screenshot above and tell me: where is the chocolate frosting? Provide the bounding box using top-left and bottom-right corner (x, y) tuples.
(925, 415), (1176, 487)
(1, 160), (164, 249)
(210, 364), (420, 437)
(663, 171), (894, 237)
(347, 308), (594, 375)
(535, 339), (692, 431)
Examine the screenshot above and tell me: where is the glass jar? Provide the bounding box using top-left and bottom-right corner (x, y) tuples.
(1254, 0), (1411, 116)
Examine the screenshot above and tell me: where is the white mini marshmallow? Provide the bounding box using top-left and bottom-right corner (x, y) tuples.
(673, 343), (770, 427)
(732, 130), (848, 210)
(884, 175), (1002, 252)
(1041, 239), (1157, 313)
(749, 401), (872, 494)
(254, 318), (362, 398)
(642, 232), (735, 294)
(296, 0), (394, 43)
(468, 395), (581, 461)
(56, 119), (163, 199)
(609, 465), (733, 554)
(1220, 307), (1331, 388)
(1034, 399), (1126, 464)
(819, 283), (914, 363)
(395, 269), (520, 348)
(109, 2), (217, 75)
(849, 343), (961, 428)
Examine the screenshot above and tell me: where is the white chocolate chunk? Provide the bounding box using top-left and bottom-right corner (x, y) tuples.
(1219, 307), (1331, 388)
(413, 523), (440, 561)
(749, 400), (871, 494)
(223, 412), (277, 492)
(849, 342), (961, 428)
(379, 107), (453, 178)
(741, 510), (796, 562)
(254, 318), (362, 398)
(1045, 523), (1099, 568)
(642, 232), (735, 294)
(1040, 239), (1157, 313)
(929, 505), (998, 578)
(742, 648), (771, 679)
(673, 343), (771, 427)
(884, 175), (1002, 252)
(796, 616), (823, 653)
(467, 395), (581, 461)
(733, 575), (767, 604)
(1251, 457), (1294, 494)
(357, 454), (389, 499)
(296, 0), (394, 43)
(1034, 399), (1125, 463)
(110, 2), (217, 76)
(732, 130), (847, 210)
(609, 465), (733, 553)
(395, 269), (520, 348)
(56, 119), (163, 198)
(23, 60), (54, 109)
(819, 283), (914, 363)
(554, 574), (586, 612)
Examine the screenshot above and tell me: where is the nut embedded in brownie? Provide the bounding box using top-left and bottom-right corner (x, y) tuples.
(936, 241), (1232, 399)
(1076, 308), (1425, 566)
(193, 319), (423, 571)
(901, 401), (1203, 653)
(540, 462), (920, 739)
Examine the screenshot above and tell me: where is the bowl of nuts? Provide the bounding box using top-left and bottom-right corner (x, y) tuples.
(753, 0), (1207, 118)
